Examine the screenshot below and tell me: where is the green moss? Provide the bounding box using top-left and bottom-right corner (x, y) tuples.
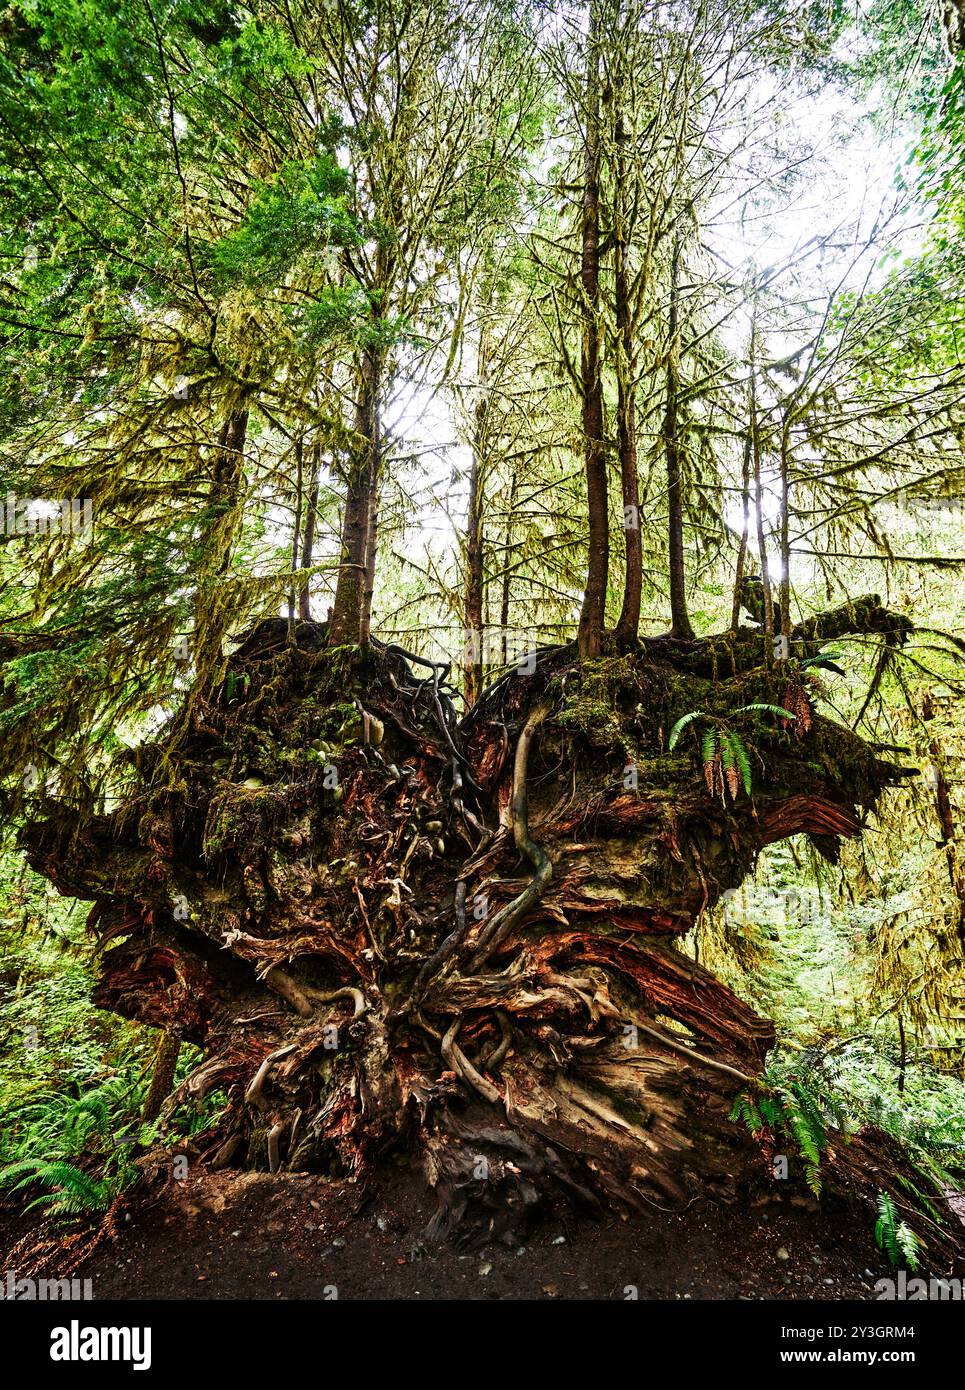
(555, 656), (650, 756)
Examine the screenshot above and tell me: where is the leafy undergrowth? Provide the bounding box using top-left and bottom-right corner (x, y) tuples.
(714, 843), (965, 1268)
(0, 847), (232, 1222)
(0, 1069), (230, 1218)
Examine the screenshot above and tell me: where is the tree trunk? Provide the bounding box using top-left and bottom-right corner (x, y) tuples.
(141, 1031), (182, 1123)
(922, 689), (965, 938)
(287, 438), (304, 624)
(577, 0), (609, 660)
(941, 0), (965, 53)
(664, 232), (693, 640)
(748, 299), (775, 644)
(463, 331), (489, 704)
(298, 443), (321, 623)
(359, 413), (381, 649)
(730, 432), (752, 631)
(328, 350), (380, 647)
(499, 469), (517, 664)
(193, 409), (248, 682)
(778, 414), (792, 644)
(614, 111), (642, 648)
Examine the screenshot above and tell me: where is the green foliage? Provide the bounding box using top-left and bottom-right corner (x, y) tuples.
(710, 832), (965, 1259)
(0, 847), (226, 1218)
(800, 650), (845, 675)
(874, 1191), (922, 1272)
(0, 1080), (149, 1216)
(0, 1159), (111, 1217)
(208, 155), (359, 290)
(668, 702), (795, 751)
(720, 729), (753, 795)
(667, 709), (705, 748)
(731, 1052), (847, 1196)
(668, 703), (795, 800)
(0, 857), (128, 1110)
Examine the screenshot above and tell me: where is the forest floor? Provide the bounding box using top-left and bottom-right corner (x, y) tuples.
(0, 1164), (934, 1300)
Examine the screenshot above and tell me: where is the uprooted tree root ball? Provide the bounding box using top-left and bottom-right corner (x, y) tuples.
(20, 599), (959, 1251)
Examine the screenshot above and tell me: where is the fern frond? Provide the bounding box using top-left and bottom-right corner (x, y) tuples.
(875, 1190), (901, 1265)
(740, 703), (797, 720)
(0, 1158), (108, 1214)
(669, 709), (705, 750)
(727, 731), (753, 795)
(896, 1221), (921, 1272)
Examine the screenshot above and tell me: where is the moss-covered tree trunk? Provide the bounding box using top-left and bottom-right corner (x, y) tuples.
(663, 232), (694, 642)
(141, 1032), (182, 1123)
(329, 348), (381, 648)
(576, 0), (608, 661)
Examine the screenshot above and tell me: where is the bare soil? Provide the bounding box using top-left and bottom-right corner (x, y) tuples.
(2, 1164), (943, 1301)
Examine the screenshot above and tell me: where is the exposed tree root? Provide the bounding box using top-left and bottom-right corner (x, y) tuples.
(466, 701), (553, 971)
(18, 607), (962, 1255)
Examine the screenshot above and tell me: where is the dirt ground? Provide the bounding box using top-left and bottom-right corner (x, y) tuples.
(3, 1162), (951, 1301)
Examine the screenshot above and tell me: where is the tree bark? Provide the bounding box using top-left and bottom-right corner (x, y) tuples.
(464, 333), (489, 703)
(22, 598), (939, 1247)
(359, 406), (381, 649)
(730, 432), (752, 631)
(328, 349), (380, 647)
(298, 443), (321, 623)
(614, 111), (642, 648)
(193, 409), (248, 681)
(664, 232), (693, 640)
(499, 469), (518, 663)
(141, 1031), (182, 1123)
(748, 300), (775, 644)
(922, 689), (965, 938)
(287, 437), (303, 624)
(778, 412), (792, 644)
(577, 0), (609, 660)
(941, 0), (965, 53)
